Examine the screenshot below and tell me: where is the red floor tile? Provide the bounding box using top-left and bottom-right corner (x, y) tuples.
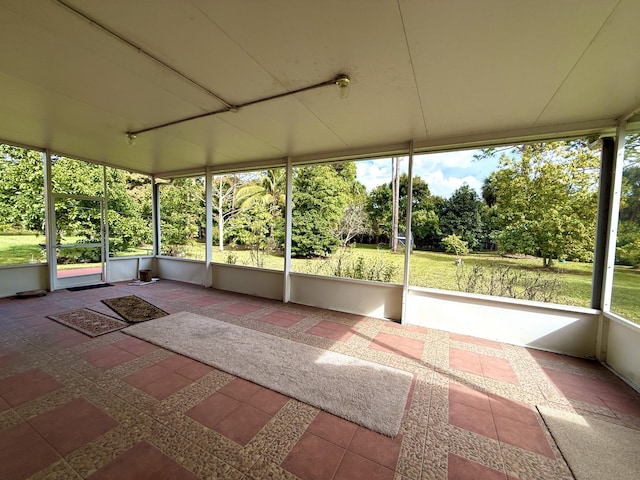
(448, 453), (506, 480)
(113, 337), (158, 356)
(0, 396), (9, 412)
(218, 377), (262, 401)
(449, 348), (483, 376)
(223, 302), (262, 315)
(213, 403), (272, 445)
(156, 354), (196, 371)
(81, 344), (137, 369)
(258, 311), (302, 327)
(186, 392), (240, 429)
(307, 320), (356, 341)
(0, 369), (64, 406)
(480, 356), (519, 384)
(87, 441), (199, 480)
(282, 432), (345, 480)
(28, 397), (118, 456)
(246, 386), (289, 415)
(334, 451), (394, 480)
(450, 332), (503, 349)
(174, 360), (213, 381)
(136, 371), (193, 400)
(489, 395), (539, 426)
(0, 423), (60, 480)
(347, 427), (402, 470)
(493, 414), (554, 457)
(124, 364), (171, 388)
(307, 411), (358, 448)
(449, 401), (497, 440)
(449, 383), (491, 412)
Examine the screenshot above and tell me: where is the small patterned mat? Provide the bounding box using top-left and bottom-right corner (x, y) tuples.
(48, 309), (128, 337)
(102, 295), (168, 323)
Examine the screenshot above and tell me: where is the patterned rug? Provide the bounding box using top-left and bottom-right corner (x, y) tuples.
(48, 309), (128, 337)
(102, 295), (168, 323)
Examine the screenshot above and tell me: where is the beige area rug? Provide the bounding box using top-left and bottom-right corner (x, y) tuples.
(538, 406), (640, 480)
(48, 309), (128, 337)
(102, 295), (168, 323)
(124, 311), (413, 436)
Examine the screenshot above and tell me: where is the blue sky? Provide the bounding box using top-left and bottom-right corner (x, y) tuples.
(355, 149), (500, 198)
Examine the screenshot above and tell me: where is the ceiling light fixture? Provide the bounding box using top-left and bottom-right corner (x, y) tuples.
(125, 133), (137, 146)
(335, 74), (350, 99)
(125, 73), (351, 140)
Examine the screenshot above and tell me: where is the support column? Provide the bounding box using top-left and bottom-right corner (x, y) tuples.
(595, 124), (626, 361)
(152, 177), (161, 256)
(44, 149), (55, 291)
(204, 167), (213, 287)
(283, 158), (293, 303)
(591, 137), (615, 309)
(401, 142), (414, 324)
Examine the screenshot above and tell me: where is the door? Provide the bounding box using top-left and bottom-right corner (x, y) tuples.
(53, 195), (106, 289)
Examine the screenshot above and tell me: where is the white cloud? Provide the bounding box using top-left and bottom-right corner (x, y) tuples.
(354, 150), (496, 198)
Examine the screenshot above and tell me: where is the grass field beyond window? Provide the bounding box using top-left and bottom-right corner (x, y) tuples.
(2, 235), (638, 324)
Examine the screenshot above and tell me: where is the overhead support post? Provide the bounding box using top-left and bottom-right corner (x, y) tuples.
(401, 142), (414, 324)
(44, 149), (55, 291)
(283, 157), (293, 303)
(204, 167), (213, 287)
(151, 176), (161, 257)
(594, 124), (626, 362)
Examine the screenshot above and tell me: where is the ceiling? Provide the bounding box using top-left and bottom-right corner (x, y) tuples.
(1, 0), (639, 176)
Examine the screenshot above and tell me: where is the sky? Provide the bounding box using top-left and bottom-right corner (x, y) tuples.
(355, 149), (500, 198)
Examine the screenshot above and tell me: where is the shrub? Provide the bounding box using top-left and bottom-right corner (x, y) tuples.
(442, 234), (469, 256)
(455, 263), (563, 303)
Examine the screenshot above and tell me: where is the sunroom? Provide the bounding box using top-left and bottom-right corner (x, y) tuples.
(0, 1), (639, 479)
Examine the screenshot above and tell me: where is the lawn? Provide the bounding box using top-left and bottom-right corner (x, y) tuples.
(2, 234), (638, 324)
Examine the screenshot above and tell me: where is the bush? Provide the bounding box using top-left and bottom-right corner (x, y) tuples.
(455, 263), (563, 303)
(442, 234), (469, 256)
(316, 248), (398, 283)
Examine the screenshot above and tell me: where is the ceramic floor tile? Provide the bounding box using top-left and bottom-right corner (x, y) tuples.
(449, 401), (498, 440)
(186, 392), (241, 429)
(448, 453), (506, 480)
(87, 441), (199, 480)
(493, 414), (554, 458)
(347, 427), (402, 470)
(281, 432), (345, 480)
(0, 369), (64, 406)
(334, 451), (394, 480)
(218, 377), (262, 402)
(28, 397), (118, 456)
(0, 423), (60, 480)
(246, 386), (289, 415)
(213, 403), (272, 446)
(307, 411), (358, 449)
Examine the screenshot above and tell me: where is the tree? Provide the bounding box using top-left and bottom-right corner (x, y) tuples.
(492, 141), (599, 266)
(159, 178), (205, 255)
(438, 185), (486, 251)
(332, 204), (372, 246)
(291, 165), (351, 257)
(0, 145), (45, 233)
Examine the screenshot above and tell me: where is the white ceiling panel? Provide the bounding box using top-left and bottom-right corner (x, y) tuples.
(0, 0), (638, 175)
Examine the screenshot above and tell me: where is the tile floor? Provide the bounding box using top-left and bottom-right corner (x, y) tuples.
(0, 280), (639, 479)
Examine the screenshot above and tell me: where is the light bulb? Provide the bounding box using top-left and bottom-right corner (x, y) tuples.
(126, 133), (137, 146)
(335, 74), (350, 99)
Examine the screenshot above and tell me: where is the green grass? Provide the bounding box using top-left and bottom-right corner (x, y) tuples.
(0, 233), (47, 265)
(2, 234), (639, 324)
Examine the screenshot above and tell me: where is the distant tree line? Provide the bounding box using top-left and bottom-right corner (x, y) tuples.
(2, 136), (639, 267)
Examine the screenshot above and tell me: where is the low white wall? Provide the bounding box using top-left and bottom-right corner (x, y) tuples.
(290, 273), (402, 320)
(107, 257), (155, 283)
(156, 257), (206, 285)
(0, 263), (49, 297)
(406, 287), (599, 358)
(604, 313), (640, 391)
(212, 263), (283, 300)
